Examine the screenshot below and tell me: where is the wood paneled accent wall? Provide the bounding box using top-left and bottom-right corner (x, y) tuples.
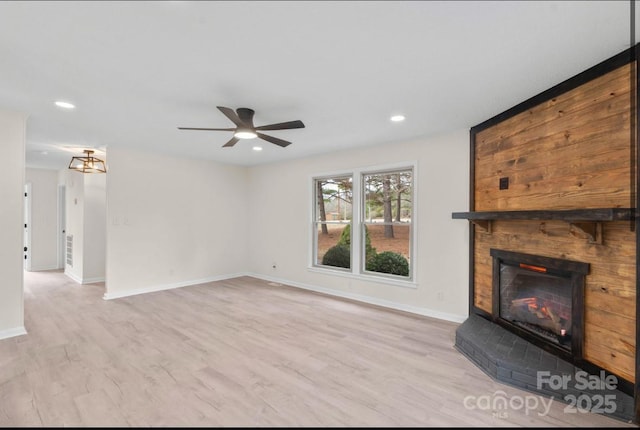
(470, 60), (636, 384)
(475, 64), (632, 211)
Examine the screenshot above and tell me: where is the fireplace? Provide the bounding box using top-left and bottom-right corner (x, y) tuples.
(490, 249), (589, 360)
(455, 248), (634, 420)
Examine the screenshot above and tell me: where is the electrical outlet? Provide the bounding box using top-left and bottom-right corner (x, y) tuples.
(437, 292), (444, 301)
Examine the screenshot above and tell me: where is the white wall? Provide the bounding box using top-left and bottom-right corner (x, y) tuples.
(10, 129), (468, 332)
(25, 168), (59, 271)
(104, 147), (249, 299)
(0, 109), (26, 339)
(83, 174), (106, 282)
(247, 129), (470, 321)
(63, 169), (107, 284)
(64, 169), (85, 282)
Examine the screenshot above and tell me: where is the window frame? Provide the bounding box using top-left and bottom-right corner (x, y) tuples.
(310, 162), (417, 288)
(361, 167), (414, 281)
(312, 173), (354, 272)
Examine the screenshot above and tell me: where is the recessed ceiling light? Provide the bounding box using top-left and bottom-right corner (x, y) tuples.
(55, 101), (75, 109)
(390, 115), (405, 122)
(252, 146), (263, 151)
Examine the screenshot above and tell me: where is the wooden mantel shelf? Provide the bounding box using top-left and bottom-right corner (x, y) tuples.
(451, 208), (633, 221)
(451, 208), (634, 244)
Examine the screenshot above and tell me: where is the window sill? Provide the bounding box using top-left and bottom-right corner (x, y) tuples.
(307, 266), (418, 289)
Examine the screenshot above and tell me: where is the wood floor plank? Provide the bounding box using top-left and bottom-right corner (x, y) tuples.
(0, 270), (632, 427)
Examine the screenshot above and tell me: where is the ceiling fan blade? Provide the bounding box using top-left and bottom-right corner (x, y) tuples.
(222, 136), (240, 148)
(217, 106), (244, 127)
(257, 132), (291, 148)
(236, 108), (256, 128)
(255, 120), (305, 131)
(177, 127), (235, 131)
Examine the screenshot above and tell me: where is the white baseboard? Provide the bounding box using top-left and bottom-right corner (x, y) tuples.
(102, 270), (468, 324)
(28, 264), (60, 272)
(247, 272), (468, 324)
(65, 270), (82, 284)
(64, 270), (105, 285)
(103, 272), (247, 300)
(0, 326), (27, 340)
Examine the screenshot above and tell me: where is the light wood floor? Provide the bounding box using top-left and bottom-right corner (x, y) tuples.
(0, 270), (634, 427)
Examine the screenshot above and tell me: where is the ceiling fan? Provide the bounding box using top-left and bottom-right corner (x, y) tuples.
(178, 106), (305, 148)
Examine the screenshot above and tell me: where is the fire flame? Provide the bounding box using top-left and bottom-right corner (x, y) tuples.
(519, 263), (547, 273)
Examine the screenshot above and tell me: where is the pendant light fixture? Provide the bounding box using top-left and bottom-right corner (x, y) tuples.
(68, 149), (106, 173)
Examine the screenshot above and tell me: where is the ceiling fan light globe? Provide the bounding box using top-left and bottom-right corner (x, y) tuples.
(234, 130), (257, 139)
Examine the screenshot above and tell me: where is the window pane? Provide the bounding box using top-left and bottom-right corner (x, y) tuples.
(365, 224), (411, 261)
(364, 224), (410, 276)
(316, 177), (353, 222)
(314, 176), (352, 270)
(316, 223), (351, 268)
(362, 169), (412, 278)
(363, 171), (412, 223)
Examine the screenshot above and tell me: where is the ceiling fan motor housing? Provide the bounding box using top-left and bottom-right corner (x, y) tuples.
(236, 108), (256, 127)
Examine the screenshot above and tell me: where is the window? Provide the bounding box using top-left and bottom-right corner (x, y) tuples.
(313, 176), (353, 270)
(362, 169), (413, 278)
(312, 164), (415, 283)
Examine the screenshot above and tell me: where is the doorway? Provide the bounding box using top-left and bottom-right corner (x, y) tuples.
(58, 185), (66, 269)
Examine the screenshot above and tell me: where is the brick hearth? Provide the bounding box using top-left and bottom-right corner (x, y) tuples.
(455, 314), (634, 423)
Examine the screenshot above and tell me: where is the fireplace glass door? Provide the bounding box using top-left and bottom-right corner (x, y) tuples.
(499, 263), (572, 350)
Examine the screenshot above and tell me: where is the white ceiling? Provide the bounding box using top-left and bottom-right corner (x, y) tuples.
(0, 1), (638, 169)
